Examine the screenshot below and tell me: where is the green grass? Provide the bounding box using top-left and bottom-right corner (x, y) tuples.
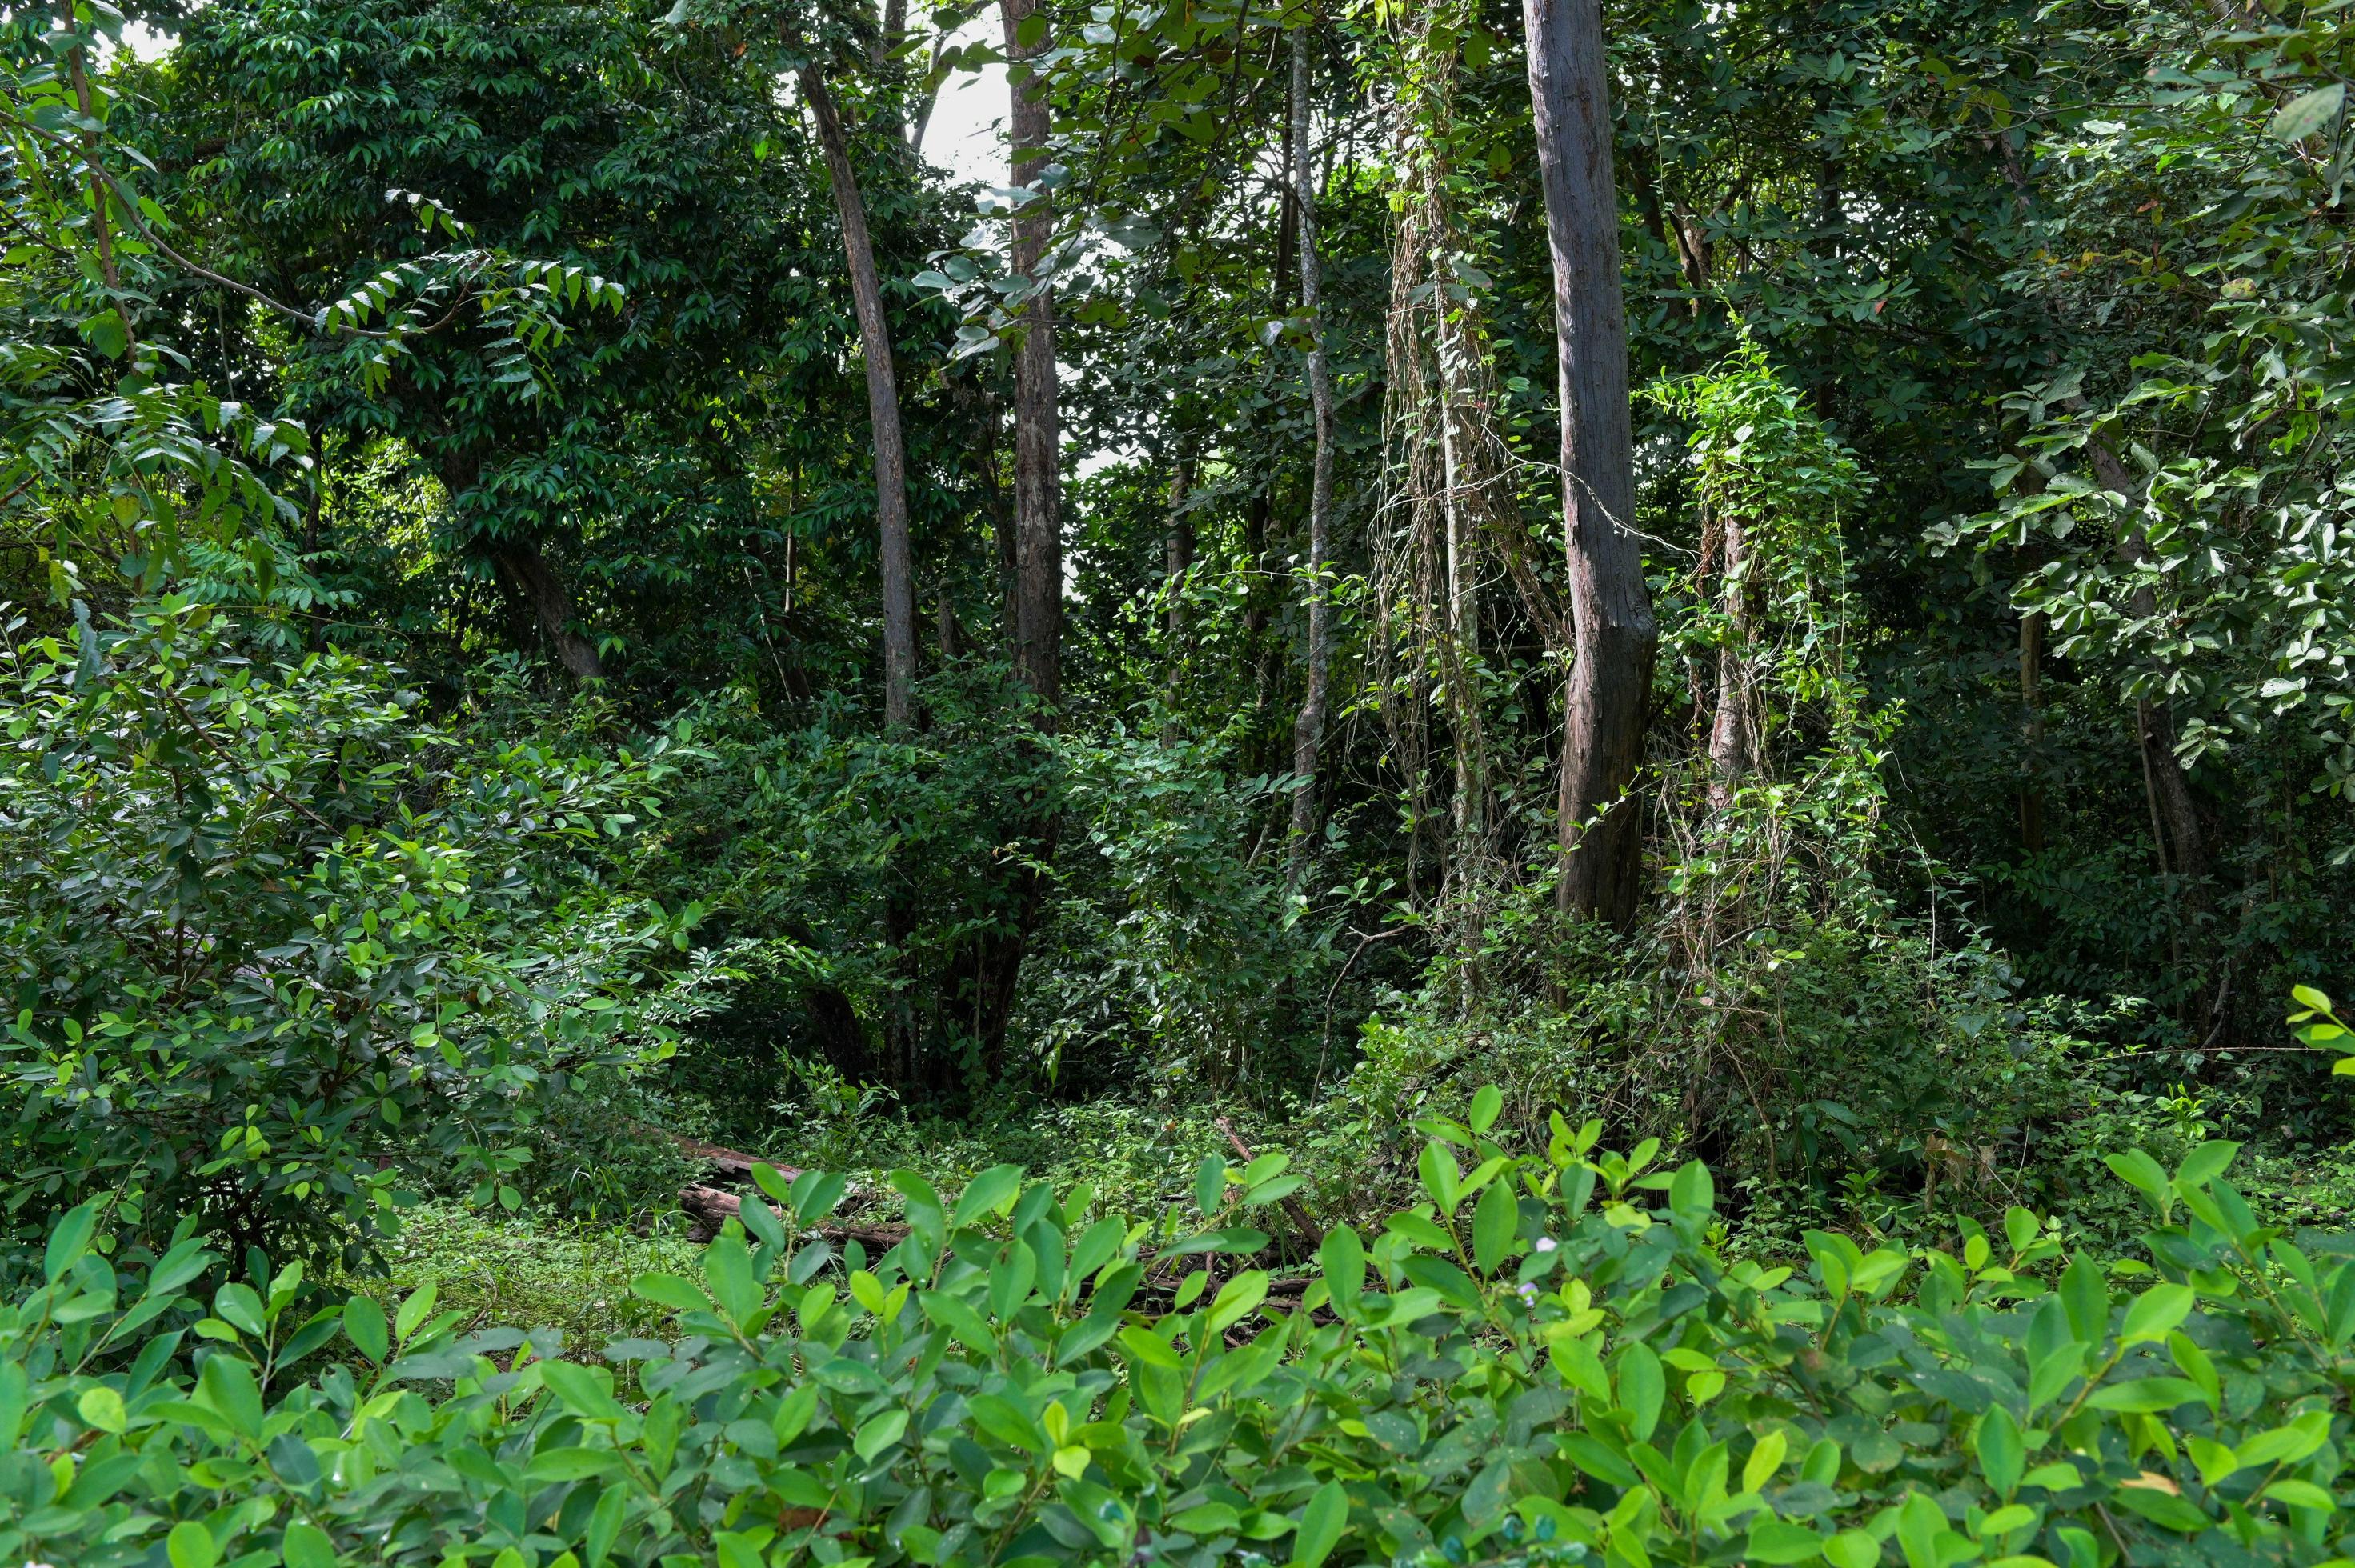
(350, 1202), (705, 1351)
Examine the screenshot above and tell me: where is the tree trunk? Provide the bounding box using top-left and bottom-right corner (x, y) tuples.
(491, 542), (603, 682)
(1165, 450), (1195, 646)
(1288, 26), (1339, 855)
(1523, 0), (1656, 928)
(799, 61), (916, 730)
(1706, 510), (1749, 810)
(2018, 606), (2045, 854)
(1003, 0), (1062, 716)
(2085, 436), (2206, 893)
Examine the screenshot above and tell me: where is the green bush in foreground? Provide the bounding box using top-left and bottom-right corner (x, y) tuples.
(5, 1090), (2354, 1568)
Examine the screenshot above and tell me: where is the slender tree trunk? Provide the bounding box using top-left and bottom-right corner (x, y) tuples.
(1288, 26), (1339, 855)
(1707, 510), (1749, 810)
(1523, 0), (1656, 928)
(2085, 437), (2206, 893)
(1003, 0), (1062, 715)
(1165, 450), (1195, 646)
(2018, 606), (2046, 854)
(799, 62), (916, 730)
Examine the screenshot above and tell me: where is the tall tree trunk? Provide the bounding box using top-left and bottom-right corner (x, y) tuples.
(1003, 0), (1062, 715)
(1288, 26), (1339, 855)
(491, 542), (603, 682)
(2018, 606), (2046, 854)
(2085, 437), (2206, 893)
(1523, 0), (1656, 928)
(799, 61), (916, 730)
(1165, 450), (1195, 646)
(1706, 510), (1749, 810)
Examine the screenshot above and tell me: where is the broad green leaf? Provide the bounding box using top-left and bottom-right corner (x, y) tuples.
(951, 1164), (1025, 1230)
(2269, 83), (2344, 141)
(344, 1296), (389, 1363)
(1974, 1403), (2023, 1498)
(1319, 1225), (1365, 1319)
(1291, 1479), (1348, 1568)
(1472, 1175), (1517, 1274)
(167, 1521), (218, 1568)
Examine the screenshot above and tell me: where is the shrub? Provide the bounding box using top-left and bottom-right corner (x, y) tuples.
(0, 598), (709, 1270)
(6, 1082), (2355, 1567)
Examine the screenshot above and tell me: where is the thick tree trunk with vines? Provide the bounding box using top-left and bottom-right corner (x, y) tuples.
(799, 62), (916, 730)
(1523, 0), (1656, 928)
(1288, 26), (1338, 858)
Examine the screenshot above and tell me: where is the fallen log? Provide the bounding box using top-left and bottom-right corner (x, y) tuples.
(679, 1182), (908, 1249)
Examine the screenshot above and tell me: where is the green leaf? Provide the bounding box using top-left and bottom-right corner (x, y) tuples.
(2173, 1142), (2238, 1190)
(282, 1522), (338, 1568)
(951, 1164), (1025, 1230)
(2085, 1378), (2205, 1413)
(198, 1354), (264, 1440)
(1207, 1270), (1269, 1334)
(1418, 1139), (1462, 1214)
(1668, 1160), (1714, 1219)
(1974, 1403), (2023, 1498)
(2269, 83), (2344, 142)
(2258, 1478), (2335, 1510)
(526, 1445), (623, 1483)
(167, 1521), (218, 1568)
(2120, 1283), (2193, 1344)
(344, 1296), (389, 1364)
(855, 1408), (909, 1460)
(395, 1282), (439, 1344)
(2059, 1254), (2107, 1343)
(1468, 1084), (1503, 1134)
(1291, 1479), (1348, 1568)
(1192, 1153), (1225, 1218)
(44, 1200), (98, 1283)
(1320, 1225), (1364, 1319)
(1744, 1518), (1826, 1564)
(2109, 1480), (2213, 1534)
(1615, 1342), (1664, 1441)
(705, 1231), (761, 1324)
(632, 1272), (711, 1313)
(2104, 1150), (2169, 1212)
(77, 1385), (126, 1433)
(540, 1360), (628, 1421)
(789, 1170), (847, 1224)
(1472, 1175), (1517, 1274)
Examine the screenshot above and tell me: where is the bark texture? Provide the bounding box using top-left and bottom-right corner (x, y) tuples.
(1003, 0), (1063, 715)
(1522, 0), (1657, 927)
(799, 62), (916, 729)
(1164, 450), (1195, 645)
(491, 542), (603, 682)
(1706, 511), (1750, 810)
(1288, 26), (1339, 854)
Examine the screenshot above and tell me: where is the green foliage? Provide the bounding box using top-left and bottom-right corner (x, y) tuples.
(0, 598), (707, 1267)
(10, 1103), (2355, 1566)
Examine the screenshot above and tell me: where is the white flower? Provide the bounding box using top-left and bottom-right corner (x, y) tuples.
(1534, 1236), (1558, 1254)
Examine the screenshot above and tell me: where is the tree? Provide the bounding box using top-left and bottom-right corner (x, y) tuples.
(1288, 24), (1338, 857)
(795, 53), (916, 729)
(1002, 0), (1062, 714)
(1520, 0), (1655, 927)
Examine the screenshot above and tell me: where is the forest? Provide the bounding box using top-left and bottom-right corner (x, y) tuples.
(5, 0), (2355, 1562)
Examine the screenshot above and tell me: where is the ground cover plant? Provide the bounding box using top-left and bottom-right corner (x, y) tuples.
(9, 1082), (2355, 1567)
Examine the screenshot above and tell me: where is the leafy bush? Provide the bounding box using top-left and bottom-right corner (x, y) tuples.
(8, 1084), (2355, 1567)
(0, 598), (709, 1269)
